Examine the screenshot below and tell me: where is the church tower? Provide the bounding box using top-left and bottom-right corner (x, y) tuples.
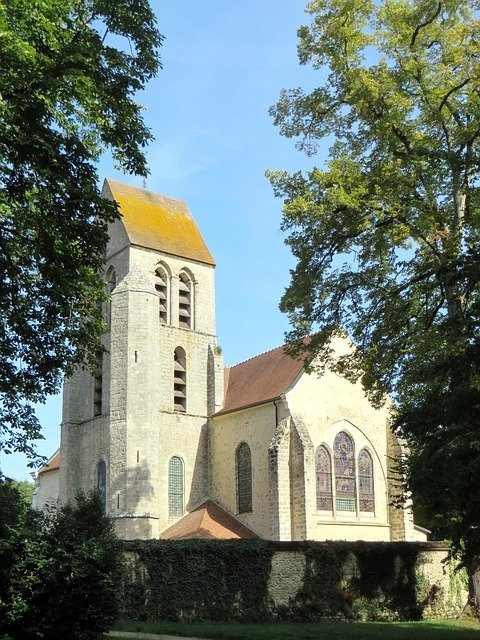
(59, 180), (224, 539)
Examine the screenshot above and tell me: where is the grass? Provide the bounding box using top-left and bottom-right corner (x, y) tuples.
(111, 618), (480, 640)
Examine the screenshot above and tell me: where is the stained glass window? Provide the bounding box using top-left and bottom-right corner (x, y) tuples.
(168, 456), (184, 517)
(334, 431), (356, 512)
(97, 460), (107, 512)
(315, 446), (333, 511)
(236, 442), (252, 513)
(358, 449), (375, 512)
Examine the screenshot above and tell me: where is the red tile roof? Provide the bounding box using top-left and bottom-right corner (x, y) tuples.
(37, 450), (60, 475)
(216, 344), (305, 416)
(160, 500), (256, 540)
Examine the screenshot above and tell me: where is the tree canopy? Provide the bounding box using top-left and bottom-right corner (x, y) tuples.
(268, 0), (480, 571)
(0, 0), (162, 466)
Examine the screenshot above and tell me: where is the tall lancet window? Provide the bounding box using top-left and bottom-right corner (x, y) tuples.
(236, 442), (252, 514)
(358, 449), (375, 512)
(178, 272), (192, 329)
(168, 456), (184, 516)
(316, 445), (333, 511)
(173, 347), (187, 412)
(334, 431), (356, 512)
(155, 266), (168, 324)
(96, 460), (107, 512)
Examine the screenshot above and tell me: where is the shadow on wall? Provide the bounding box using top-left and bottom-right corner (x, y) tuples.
(186, 422), (208, 512)
(109, 459), (154, 517)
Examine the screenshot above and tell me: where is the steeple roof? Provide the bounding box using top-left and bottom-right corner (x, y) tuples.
(102, 179), (215, 266)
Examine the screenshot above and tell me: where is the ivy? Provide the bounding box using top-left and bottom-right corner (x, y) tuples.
(121, 540), (460, 623)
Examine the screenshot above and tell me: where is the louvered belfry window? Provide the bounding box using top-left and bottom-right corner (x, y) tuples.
(173, 347), (187, 412)
(334, 431), (356, 512)
(178, 273), (191, 329)
(358, 449), (375, 512)
(155, 267), (168, 324)
(94, 375), (102, 416)
(168, 456), (184, 516)
(236, 442), (252, 514)
(316, 445), (333, 511)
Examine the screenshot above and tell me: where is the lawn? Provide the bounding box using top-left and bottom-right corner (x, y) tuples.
(111, 618), (480, 640)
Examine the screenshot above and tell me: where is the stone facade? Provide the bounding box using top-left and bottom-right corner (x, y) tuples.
(53, 180), (427, 543)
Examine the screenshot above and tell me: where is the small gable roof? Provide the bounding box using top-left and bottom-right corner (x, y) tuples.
(102, 179), (215, 266)
(216, 344), (305, 416)
(160, 500), (256, 540)
(37, 449), (60, 476)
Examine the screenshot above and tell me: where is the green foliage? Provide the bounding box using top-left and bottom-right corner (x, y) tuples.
(268, 0), (480, 572)
(123, 539), (274, 622)
(0, 487), (124, 640)
(121, 540), (453, 623)
(0, 0), (162, 466)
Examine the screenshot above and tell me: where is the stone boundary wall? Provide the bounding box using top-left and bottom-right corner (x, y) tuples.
(122, 540), (469, 622)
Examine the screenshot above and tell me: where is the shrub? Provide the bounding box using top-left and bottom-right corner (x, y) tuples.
(0, 486), (124, 640)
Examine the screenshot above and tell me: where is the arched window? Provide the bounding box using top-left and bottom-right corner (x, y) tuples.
(106, 266), (116, 328)
(178, 272), (192, 329)
(236, 442), (252, 514)
(316, 446), (333, 511)
(174, 347), (186, 412)
(155, 266), (168, 324)
(334, 431), (356, 512)
(96, 460), (107, 512)
(168, 456), (184, 516)
(358, 449), (375, 512)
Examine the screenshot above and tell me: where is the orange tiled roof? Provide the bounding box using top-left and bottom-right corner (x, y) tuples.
(37, 450), (60, 475)
(103, 179), (215, 266)
(160, 500), (256, 540)
(216, 344), (305, 416)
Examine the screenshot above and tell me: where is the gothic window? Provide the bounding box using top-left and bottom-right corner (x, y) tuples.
(94, 375), (102, 416)
(155, 266), (168, 324)
(173, 347), (187, 412)
(315, 445), (333, 511)
(105, 266), (116, 328)
(97, 460), (107, 512)
(358, 449), (375, 512)
(168, 456), (184, 516)
(334, 431), (356, 512)
(178, 272), (192, 329)
(236, 442), (252, 514)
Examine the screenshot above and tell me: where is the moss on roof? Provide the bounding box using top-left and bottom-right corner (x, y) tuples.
(103, 179), (215, 266)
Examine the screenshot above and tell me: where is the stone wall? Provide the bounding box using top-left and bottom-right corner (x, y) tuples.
(122, 540), (469, 622)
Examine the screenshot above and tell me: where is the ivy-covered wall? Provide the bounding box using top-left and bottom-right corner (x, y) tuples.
(121, 540), (467, 622)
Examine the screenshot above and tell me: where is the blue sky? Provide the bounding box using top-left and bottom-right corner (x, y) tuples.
(2, 0), (324, 480)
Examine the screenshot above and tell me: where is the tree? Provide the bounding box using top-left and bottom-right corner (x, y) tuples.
(0, 486), (124, 639)
(0, 0), (162, 467)
(268, 0), (480, 583)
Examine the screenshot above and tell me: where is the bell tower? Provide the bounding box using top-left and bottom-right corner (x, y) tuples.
(59, 180), (224, 539)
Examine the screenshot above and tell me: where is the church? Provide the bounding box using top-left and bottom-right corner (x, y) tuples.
(33, 179), (428, 543)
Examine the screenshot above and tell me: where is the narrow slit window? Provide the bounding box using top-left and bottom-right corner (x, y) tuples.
(178, 273), (191, 329)
(236, 442), (252, 514)
(316, 446), (333, 511)
(334, 431), (356, 512)
(96, 460), (106, 512)
(155, 267), (168, 324)
(358, 449), (375, 512)
(168, 456), (184, 516)
(94, 375), (102, 417)
(174, 347), (186, 412)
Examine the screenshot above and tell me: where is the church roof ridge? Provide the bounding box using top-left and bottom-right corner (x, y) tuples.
(102, 179), (216, 266)
(227, 343), (286, 369)
(217, 342), (305, 416)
